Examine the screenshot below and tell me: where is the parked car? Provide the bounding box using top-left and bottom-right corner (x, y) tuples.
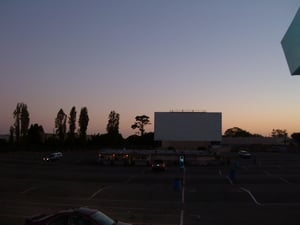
(238, 150), (252, 158)
(24, 207), (131, 225)
(151, 160), (166, 171)
(42, 152), (63, 162)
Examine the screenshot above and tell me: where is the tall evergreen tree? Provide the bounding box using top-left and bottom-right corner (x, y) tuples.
(68, 106), (77, 139)
(13, 102), (30, 142)
(55, 109), (67, 141)
(106, 110), (120, 135)
(21, 104), (30, 138)
(9, 126), (14, 143)
(78, 107), (89, 140)
(13, 104), (21, 142)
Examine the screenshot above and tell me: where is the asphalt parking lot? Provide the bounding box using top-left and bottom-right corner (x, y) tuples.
(1, 151), (300, 225)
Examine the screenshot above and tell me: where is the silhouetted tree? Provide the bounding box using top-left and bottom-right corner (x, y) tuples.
(124, 132), (155, 148)
(125, 135), (141, 147)
(271, 129), (288, 138)
(141, 132), (155, 145)
(28, 123), (45, 145)
(68, 106), (77, 140)
(21, 104), (30, 138)
(223, 127), (252, 137)
(78, 107), (89, 140)
(89, 133), (101, 146)
(55, 109), (67, 141)
(9, 126), (14, 143)
(131, 115), (151, 136)
(291, 133), (300, 146)
(106, 110), (120, 135)
(13, 102), (30, 142)
(97, 110), (123, 147)
(93, 133), (123, 147)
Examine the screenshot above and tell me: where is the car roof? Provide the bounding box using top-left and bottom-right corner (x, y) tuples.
(75, 207), (98, 216)
(52, 207), (96, 215)
(27, 208), (97, 223)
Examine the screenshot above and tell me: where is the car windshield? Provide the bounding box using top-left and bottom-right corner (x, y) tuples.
(90, 211), (116, 225)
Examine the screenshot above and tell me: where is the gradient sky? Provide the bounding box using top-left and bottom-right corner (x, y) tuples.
(1, 0), (300, 138)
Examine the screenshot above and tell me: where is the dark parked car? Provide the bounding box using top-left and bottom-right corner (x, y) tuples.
(25, 207), (131, 225)
(42, 152), (63, 162)
(151, 160), (166, 171)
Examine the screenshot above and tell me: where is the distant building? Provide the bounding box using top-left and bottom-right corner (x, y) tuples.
(154, 111), (222, 149)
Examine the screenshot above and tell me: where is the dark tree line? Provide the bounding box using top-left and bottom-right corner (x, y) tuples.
(54, 107), (89, 142)
(4, 102), (300, 151)
(4, 103), (154, 150)
(291, 133), (300, 146)
(88, 112), (156, 148)
(223, 127), (288, 138)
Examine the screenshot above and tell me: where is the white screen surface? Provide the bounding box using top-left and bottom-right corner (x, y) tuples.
(154, 112), (222, 141)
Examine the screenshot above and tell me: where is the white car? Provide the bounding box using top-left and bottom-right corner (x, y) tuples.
(238, 150), (252, 158)
(25, 207), (131, 225)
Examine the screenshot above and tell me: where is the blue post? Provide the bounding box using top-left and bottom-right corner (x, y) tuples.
(174, 178), (182, 191)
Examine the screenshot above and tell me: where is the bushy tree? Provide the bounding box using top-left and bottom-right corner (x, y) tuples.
(291, 133), (300, 146)
(131, 115), (151, 136)
(223, 127), (252, 137)
(271, 129), (288, 138)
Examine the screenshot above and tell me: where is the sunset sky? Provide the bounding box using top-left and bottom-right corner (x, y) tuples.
(1, 1), (300, 138)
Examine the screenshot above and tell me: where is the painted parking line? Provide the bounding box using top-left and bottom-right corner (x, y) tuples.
(220, 169), (262, 205)
(221, 171), (262, 205)
(180, 168), (186, 225)
(125, 175), (135, 183)
(263, 170), (291, 184)
(88, 185), (112, 200)
(278, 177), (291, 184)
(181, 184), (185, 204)
(226, 176), (234, 185)
(180, 210), (184, 225)
(20, 186), (41, 194)
(218, 169), (234, 185)
(218, 169), (223, 176)
(240, 187), (263, 206)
